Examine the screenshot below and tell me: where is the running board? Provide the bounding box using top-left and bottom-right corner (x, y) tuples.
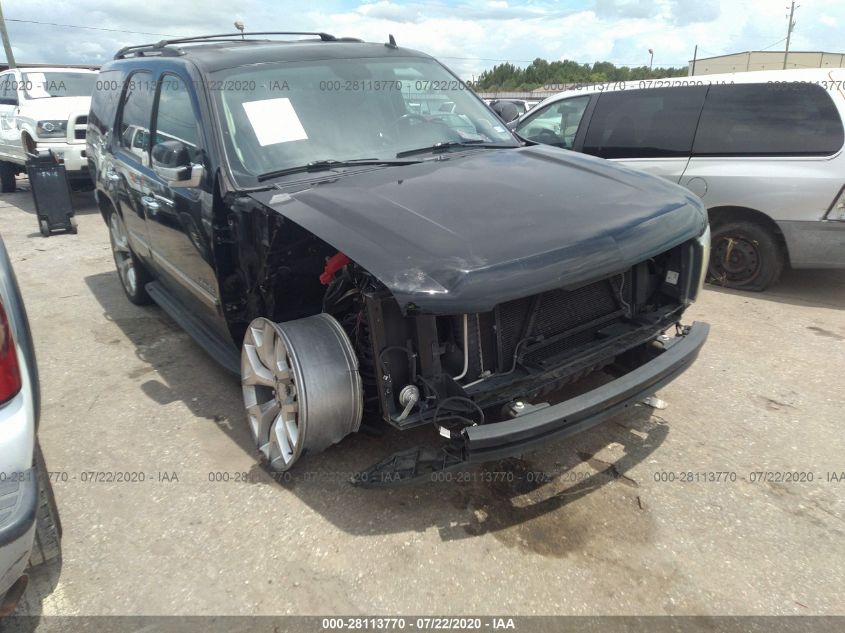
(145, 281), (240, 375)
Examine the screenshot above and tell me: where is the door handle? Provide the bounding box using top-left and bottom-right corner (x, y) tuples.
(152, 194), (174, 207)
(141, 196), (160, 213)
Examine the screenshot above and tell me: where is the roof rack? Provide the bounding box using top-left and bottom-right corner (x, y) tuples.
(114, 31), (341, 59)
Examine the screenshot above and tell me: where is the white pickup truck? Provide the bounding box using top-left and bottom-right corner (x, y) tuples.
(0, 66), (97, 193)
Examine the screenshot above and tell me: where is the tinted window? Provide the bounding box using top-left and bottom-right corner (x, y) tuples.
(583, 86), (707, 159)
(117, 71), (154, 163)
(693, 83), (844, 156)
(88, 70), (122, 136)
(155, 76), (200, 150)
(516, 96), (590, 148)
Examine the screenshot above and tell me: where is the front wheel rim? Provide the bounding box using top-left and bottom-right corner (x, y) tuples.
(709, 235), (761, 285)
(242, 319), (302, 470)
(109, 214), (137, 295)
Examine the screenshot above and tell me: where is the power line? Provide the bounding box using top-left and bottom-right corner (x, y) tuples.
(440, 56), (538, 64)
(440, 56), (689, 68)
(760, 36), (787, 51)
(697, 32), (791, 60)
(5, 17), (184, 37)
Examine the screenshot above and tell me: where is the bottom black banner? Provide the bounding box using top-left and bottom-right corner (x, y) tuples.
(1, 616), (844, 633)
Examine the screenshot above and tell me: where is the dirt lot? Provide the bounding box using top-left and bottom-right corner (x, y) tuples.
(1, 177), (844, 618)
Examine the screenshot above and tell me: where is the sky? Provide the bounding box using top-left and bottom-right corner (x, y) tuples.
(2, 0), (843, 79)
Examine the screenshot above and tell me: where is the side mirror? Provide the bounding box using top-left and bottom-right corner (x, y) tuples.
(151, 140), (203, 188)
(506, 119), (519, 131)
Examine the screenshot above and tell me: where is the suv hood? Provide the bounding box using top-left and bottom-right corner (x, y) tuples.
(250, 145), (707, 313)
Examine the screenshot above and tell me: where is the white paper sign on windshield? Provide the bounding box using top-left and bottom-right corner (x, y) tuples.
(242, 98), (308, 146)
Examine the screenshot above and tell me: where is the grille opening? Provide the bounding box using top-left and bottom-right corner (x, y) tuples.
(74, 116), (88, 140)
(494, 275), (628, 370)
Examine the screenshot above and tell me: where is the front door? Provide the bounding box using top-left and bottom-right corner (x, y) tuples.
(514, 96), (591, 150)
(145, 73), (221, 321)
(0, 72), (21, 162)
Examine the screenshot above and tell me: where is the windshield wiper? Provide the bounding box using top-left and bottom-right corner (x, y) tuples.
(395, 140), (512, 158)
(257, 158), (421, 182)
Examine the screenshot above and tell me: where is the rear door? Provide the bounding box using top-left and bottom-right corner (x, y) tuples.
(581, 86), (707, 182)
(684, 80), (845, 267)
(112, 70), (156, 258)
(144, 72), (220, 318)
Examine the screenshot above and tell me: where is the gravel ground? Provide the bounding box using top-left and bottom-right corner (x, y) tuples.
(1, 177), (843, 618)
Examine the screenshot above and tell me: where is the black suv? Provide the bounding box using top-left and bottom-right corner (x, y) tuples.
(87, 33), (710, 482)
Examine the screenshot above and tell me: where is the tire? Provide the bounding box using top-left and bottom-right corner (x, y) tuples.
(708, 220), (784, 291)
(0, 161), (16, 193)
(29, 445), (62, 568)
(108, 210), (152, 305)
(38, 220), (50, 238)
(67, 217), (78, 235)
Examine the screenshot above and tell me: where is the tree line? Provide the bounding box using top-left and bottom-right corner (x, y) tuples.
(474, 58), (689, 91)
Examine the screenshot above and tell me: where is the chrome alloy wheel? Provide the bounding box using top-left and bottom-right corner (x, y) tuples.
(109, 213), (137, 296)
(241, 314), (363, 471)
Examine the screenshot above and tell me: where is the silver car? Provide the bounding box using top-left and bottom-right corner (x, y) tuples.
(0, 235), (61, 617)
(512, 68), (845, 290)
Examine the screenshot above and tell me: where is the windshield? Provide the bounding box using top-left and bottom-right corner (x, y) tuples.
(22, 72), (96, 99)
(211, 56), (517, 183)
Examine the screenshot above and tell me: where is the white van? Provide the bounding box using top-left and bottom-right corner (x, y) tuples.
(512, 68), (845, 290)
(0, 67), (97, 192)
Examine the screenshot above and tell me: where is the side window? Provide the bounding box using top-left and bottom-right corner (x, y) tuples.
(88, 70), (122, 136)
(117, 71), (155, 163)
(693, 83), (845, 156)
(0, 73), (16, 103)
(153, 75), (201, 161)
(516, 97), (589, 148)
(583, 86), (707, 159)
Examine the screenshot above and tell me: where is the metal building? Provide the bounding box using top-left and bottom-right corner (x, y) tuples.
(689, 51), (845, 75)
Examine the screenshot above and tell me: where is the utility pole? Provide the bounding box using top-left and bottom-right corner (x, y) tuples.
(691, 44), (698, 76)
(648, 48), (654, 71)
(783, 1), (798, 70)
(0, 0), (16, 69)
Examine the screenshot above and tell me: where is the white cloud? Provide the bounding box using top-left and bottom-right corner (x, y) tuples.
(4, 0), (845, 79)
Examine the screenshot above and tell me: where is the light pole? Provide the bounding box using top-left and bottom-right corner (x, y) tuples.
(648, 48), (654, 71)
(0, 0), (16, 69)
(234, 20), (245, 39)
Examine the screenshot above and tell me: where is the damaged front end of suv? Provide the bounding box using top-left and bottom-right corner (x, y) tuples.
(219, 142), (710, 484)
